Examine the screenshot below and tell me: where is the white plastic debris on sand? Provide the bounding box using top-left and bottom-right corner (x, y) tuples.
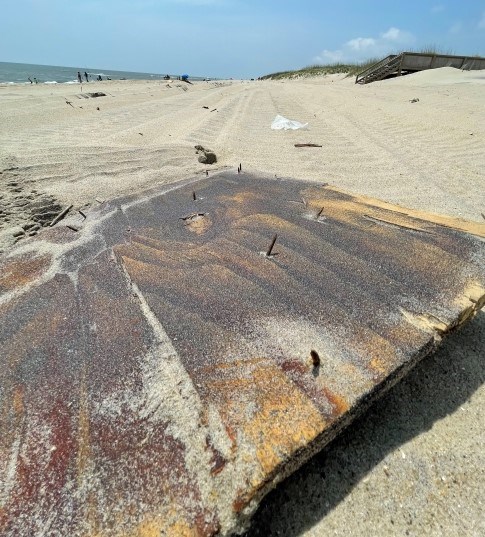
(271, 115), (308, 130)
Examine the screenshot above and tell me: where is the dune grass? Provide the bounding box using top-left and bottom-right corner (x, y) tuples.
(259, 60), (379, 80)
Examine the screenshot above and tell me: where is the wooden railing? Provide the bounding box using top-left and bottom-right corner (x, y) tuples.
(355, 53), (404, 84)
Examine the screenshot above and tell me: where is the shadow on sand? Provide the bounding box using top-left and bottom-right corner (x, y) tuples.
(245, 311), (485, 536)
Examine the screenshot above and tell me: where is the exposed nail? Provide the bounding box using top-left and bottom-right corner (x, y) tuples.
(316, 206), (325, 218)
(310, 350), (320, 367)
(266, 234), (277, 256)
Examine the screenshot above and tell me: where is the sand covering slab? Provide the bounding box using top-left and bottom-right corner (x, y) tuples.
(1, 171), (484, 536)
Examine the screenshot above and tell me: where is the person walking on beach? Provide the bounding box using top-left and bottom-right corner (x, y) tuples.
(28, 77), (33, 84)
(77, 71), (82, 83)
(84, 71), (89, 82)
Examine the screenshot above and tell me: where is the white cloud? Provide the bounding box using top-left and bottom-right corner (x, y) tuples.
(381, 27), (401, 40)
(347, 37), (376, 51)
(431, 5), (445, 14)
(314, 27), (415, 64)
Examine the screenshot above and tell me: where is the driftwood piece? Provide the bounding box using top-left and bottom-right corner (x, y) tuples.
(49, 204), (73, 226)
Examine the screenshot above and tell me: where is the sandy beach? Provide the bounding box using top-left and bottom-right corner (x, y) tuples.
(1, 68), (484, 536)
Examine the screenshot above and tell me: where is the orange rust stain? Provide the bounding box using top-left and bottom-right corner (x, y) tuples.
(241, 364), (325, 474)
(0, 254), (51, 292)
(133, 520), (167, 537)
(116, 239), (200, 272)
(342, 326), (400, 377)
(88, 517), (200, 537)
(369, 356), (389, 376)
(223, 206), (247, 221)
(209, 361), (326, 513)
(233, 496), (247, 514)
(12, 386), (24, 415)
(208, 237), (291, 283)
(219, 191), (260, 205)
(322, 387), (349, 415)
(224, 423), (238, 455)
(164, 521), (199, 537)
(232, 213), (300, 233)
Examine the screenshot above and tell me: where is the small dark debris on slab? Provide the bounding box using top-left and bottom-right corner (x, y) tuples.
(295, 143), (322, 148)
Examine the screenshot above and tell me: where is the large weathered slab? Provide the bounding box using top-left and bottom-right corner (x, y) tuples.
(1, 171), (484, 536)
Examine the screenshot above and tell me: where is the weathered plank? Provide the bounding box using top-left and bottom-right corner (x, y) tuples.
(1, 171), (484, 536)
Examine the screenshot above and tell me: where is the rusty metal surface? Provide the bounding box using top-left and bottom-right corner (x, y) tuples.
(1, 171), (484, 536)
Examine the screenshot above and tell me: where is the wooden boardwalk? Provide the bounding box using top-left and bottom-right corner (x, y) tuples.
(356, 52), (485, 84)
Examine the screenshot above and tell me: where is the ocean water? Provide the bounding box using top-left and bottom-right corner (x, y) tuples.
(0, 61), (208, 84)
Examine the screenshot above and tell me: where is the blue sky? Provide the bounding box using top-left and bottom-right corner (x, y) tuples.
(2, 0), (485, 78)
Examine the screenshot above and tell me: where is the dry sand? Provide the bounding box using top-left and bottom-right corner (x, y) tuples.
(1, 67), (484, 535)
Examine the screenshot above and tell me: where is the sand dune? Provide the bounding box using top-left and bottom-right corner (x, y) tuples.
(0, 69), (484, 536)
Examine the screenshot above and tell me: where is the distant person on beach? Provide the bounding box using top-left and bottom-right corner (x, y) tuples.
(97, 75), (102, 81)
(34, 78), (38, 84)
(84, 71), (89, 82)
(28, 77), (33, 84)
(77, 71), (82, 83)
